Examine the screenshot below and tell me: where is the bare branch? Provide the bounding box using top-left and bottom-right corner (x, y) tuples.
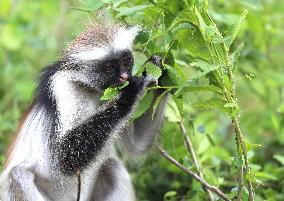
(76, 171), (81, 201)
(156, 145), (231, 201)
(179, 121), (214, 201)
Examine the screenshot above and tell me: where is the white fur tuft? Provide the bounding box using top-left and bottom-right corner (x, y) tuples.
(70, 47), (109, 61)
(69, 25), (141, 61)
(113, 26), (141, 51)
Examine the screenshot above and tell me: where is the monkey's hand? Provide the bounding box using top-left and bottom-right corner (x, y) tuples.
(144, 75), (157, 87)
(117, 75), (155, 109)
(128, 75), (156, 93)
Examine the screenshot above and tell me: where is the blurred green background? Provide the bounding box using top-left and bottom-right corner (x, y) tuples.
(1, 0), (284, 200)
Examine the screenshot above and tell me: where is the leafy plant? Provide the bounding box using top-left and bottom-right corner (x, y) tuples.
(2, 0), (284, 200)
(93, 0), (255, 200)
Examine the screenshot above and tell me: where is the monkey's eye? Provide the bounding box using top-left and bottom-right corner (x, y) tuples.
(120, 54), (133, 68)
(104, 61), (117, 72)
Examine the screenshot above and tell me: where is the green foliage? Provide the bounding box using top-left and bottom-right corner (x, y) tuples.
(100, 81), (129, 101)
(133, 91), (154, 119)
(100, 87), (119, 101)
(145, 63), (162, 80)
(1, 0), (284, 200)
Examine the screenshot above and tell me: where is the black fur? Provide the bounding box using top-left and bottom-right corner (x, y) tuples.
(33, 61), (64, 146)
(33, 58), (144, 175)
(34, 61), (61, 112)
(57, 76), (144, 175)
(89, 50), (134, 90)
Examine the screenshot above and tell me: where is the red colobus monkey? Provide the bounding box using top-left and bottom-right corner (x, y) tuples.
(0, 21), (167, 201)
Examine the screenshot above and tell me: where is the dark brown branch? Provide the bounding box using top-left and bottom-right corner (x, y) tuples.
(156, 145), (231, 201)
(76, 171), (81, 201)
(179, 121), (214, 201)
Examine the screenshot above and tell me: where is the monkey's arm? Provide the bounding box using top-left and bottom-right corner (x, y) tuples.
(1, 166), (47, 201)
(122, 89), (168, 155)
(56, 76), (150, 175)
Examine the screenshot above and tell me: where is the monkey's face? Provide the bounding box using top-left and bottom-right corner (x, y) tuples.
(77, 50), (134, 90)
(64, 22), (140, 90)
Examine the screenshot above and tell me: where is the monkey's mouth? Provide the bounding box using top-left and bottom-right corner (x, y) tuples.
(119, 77), (128, 83)
(108, 80), (126, 88)
(119, 73), (129, 83)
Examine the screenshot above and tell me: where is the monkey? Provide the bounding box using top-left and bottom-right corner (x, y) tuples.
(0, 20), (167, 201)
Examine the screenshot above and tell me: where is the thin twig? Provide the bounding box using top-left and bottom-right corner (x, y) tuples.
(232, 117), (254, 200)
(236, 166), (244, 201)
(156, 145), (231, 201)
(179, 121), (214, 201)
(76, 170), (81, 201)
(235, 132), (244, 201)
(227, 51), (254, 199)
(206, 23), (254, 200)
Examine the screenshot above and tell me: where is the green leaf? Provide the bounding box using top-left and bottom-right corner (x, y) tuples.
(117, 81), (129, 89)
(206, 133), (216, 147)
(146, 63), (162, 80)
(230, 42), (244, 69)
(133, 91), (154, 119)
(232, 155), (243, 168)
(194, 7), (218, 42)
(165, 65), (186, 86)
(195, 98), (239, 117)
(246, 171), (256, 183)
(164, 191), (177, 199)
(100, 87), (119, 101)
(273, 155), (284, 165)
(205, 25), (217, 42)
(189, 119), (196, 136)
(132, 52), (147, 76)
(172, 64), (187, 82)
(190, 59), (220, 79)
(152, 90), (168, 119)
(135, 30), (150, 44)
(79, 0), (108, 11)
(195, 98), (225, 110)
(225, 10), (248, 48)
(194, 7), (207, 37)
(164, 10), (176, 28)
(164, 94), (181, 122)
(101, 81), (130, 101)
(175, 85), (222, 97)
(255, 172), (277, 181)
(245, 141), (262, 152)
(113, 0), (128, 8)
(175, 25), (210, 59)
(172, 95), (183, 116)
(116, 5), (151, 17)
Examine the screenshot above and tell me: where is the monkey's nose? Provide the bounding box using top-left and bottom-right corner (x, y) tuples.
(119, 73), (129, 82)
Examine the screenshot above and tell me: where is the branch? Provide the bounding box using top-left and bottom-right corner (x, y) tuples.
(76, 171), (81, 201)
(156, 145), (231, 201)
(179, 121), (214, 201)
(232, 117), (254, 200)
(234, 127), (244, 201)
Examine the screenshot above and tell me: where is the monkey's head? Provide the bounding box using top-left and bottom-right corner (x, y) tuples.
(62, 21), (140, 90)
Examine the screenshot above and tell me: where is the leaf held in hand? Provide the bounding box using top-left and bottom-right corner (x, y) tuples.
(100, 87), (119, 101)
